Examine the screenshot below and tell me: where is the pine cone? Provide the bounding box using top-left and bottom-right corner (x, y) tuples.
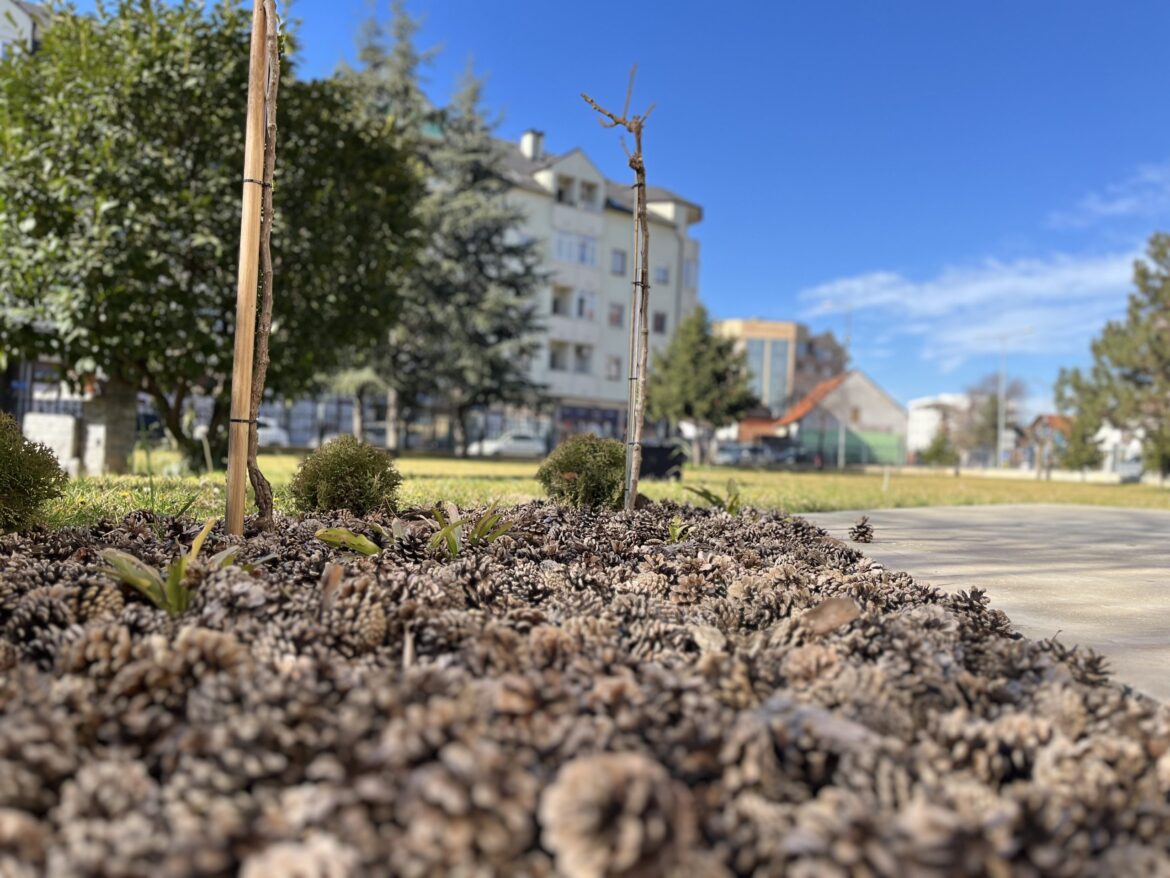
(849, 516), (874, 543)
(77, 584), (125, 622)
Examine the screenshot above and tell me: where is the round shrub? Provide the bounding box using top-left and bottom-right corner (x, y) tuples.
(289, 435), (402, 516)
(0, 411), (68, 533)
(536, 434), (626, 510)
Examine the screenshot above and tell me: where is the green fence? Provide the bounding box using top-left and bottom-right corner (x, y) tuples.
(798, 429), (903, 466)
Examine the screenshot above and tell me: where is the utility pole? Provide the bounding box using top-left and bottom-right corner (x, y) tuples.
(975, 327), (1032, 468)
(836, 303), (852, 469)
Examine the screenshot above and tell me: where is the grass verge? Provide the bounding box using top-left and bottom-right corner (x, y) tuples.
(41, 454), (1170, 529)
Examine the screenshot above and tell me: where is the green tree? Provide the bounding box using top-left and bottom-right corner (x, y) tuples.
(957, 373), (1025, 464)
(646, 305), (757, 462)
(1057, 412), (1104, 471)
(0, 0), (420, 467)
(341, 7), (544, 454)
(919, 424), (960, 467)
(1056, 233), (1170, 476)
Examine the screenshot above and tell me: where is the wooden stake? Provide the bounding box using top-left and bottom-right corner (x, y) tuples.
(226, 0), (269, 536)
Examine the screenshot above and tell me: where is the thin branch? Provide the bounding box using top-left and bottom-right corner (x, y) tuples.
(581, 64), (654, 512)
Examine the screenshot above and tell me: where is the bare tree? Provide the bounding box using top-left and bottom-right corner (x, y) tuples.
(582, 66), (655, 512)
(246, 0), (281, 529)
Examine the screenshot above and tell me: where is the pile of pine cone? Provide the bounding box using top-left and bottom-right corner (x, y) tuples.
(1, 502), (1166, 876)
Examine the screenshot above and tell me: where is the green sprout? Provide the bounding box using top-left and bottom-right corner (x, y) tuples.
(101, 517), (226, 615)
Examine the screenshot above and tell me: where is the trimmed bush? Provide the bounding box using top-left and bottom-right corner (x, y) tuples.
(0, 411), (68, 533)
(537, 434), (626, 509)
(289, 435), (402, 516)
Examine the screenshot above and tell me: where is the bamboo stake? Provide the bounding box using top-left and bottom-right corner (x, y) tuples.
(226, 0), (269, 536)
(246, 0), (281, 531)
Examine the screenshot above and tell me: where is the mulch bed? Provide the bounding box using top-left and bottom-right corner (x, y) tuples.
(1, 502), (1167, 877)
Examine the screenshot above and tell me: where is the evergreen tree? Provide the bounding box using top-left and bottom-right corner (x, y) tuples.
(646, 306), (757, 462)
(341, 7), (544, 453)
(1057, 412), (1104, 471)
(918, 425), (959, 467)
(1056, 232), (1170, 476)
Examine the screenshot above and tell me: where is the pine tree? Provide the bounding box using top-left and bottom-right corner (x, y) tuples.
(646, 306), (757, 462)
(1056, 232), (1170, 477)
(918, 425), (959, 467)
(340, 5), (544, 454)
(425, 66), (545, 452)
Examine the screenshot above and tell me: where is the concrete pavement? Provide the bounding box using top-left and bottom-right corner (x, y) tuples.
(805, 505), (1170, 702)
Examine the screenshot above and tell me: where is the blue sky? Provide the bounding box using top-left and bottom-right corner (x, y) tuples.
(103, 0), (1170, 410)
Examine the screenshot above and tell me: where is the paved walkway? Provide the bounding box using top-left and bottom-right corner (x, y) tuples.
(805, 505), (1170, 702)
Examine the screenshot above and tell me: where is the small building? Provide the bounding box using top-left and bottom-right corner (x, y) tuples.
(906, 393), (969, 456)
(737, 370), (906, 465)
(713, 318), (847, 416)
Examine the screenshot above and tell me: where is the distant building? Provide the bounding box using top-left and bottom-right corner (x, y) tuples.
(712, 318), (847, 416)
(0, 1), (46, 54)
(0, 2), (48, 421)
(736, 369), (906, 465)
(498, 130), (702, 441)
(906, 393), (970, 456)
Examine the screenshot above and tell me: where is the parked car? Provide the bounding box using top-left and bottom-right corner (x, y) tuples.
(193, 420), (289, 448)
(761, 444), (809, 467)
(255, 420), (290, 448)
(467, 432), (546, 458)
(712, 442), (747, 466)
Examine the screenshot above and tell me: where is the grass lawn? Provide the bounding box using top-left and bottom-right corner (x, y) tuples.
(40, 452), (1170, 528)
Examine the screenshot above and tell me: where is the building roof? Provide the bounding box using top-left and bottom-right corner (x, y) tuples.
(775, 372), (851, 427)
(15, 2), (48, 24)
(1029, 414), (1072, 435)
(497, 139), (701, 221)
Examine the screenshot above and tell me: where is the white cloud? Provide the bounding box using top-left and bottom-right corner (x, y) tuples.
(799, 249), (1136, 372)
(1049, 160), (1170, 227)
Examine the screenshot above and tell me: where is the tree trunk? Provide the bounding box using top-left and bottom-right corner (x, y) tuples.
(352, 388), (365, 442)
(452, 409), (468, 457)
(385, 387), (399, 453)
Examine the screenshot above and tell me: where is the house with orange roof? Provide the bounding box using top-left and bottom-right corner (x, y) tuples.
(735, 370), (907, 466)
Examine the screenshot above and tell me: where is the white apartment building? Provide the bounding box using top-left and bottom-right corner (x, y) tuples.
(499, 130), (702, 440)
(0, 1), (45, 54)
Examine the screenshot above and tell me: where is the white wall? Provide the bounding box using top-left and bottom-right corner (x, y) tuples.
(0, 0), (35, 53)
(507, 151), (699, 414)
(907, 393), (969, 453)
(823, 372), (907, 435)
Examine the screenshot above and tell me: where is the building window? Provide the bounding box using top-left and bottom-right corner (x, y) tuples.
(652, 312), (667, 334)
(573, 344), (593, 374)
(606, 355), (622, 380)
(608, 303), (624, 328)
(574, 290), (596, 320)
(554, 233), (598, 266)
(551, 285), (573, 316)
(683, 259), (698, 289)
(653, 266), (669, 285)
(556, 175), (575, 205)
(611, 249), (627, 276)
(549, 342), (569, 371)
(577, 236), (597, 266)
(768, 339), (790, 411)
(745, 339), (766, 401)
(579, 181), (599, 209)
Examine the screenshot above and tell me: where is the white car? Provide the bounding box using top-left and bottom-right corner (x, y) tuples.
(195, 420), (290, 447)
(467, 432), (545, 458)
